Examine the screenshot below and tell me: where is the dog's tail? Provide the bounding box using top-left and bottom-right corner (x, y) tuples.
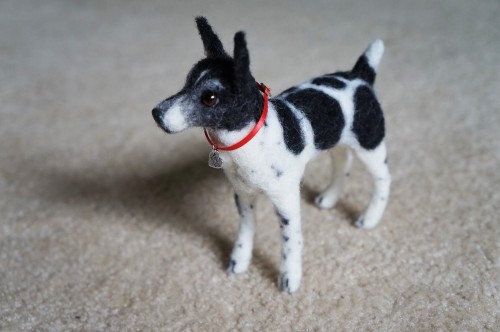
(350, 39), (384, 86)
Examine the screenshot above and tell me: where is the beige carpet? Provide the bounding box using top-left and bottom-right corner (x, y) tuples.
(1, 0), (499, 330)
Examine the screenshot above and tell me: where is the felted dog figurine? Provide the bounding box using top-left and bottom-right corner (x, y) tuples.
(152, 17), (391, 293)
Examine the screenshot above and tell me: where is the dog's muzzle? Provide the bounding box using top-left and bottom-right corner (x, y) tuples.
(152, 107), (172, 133)
(152, 107), (163, 126)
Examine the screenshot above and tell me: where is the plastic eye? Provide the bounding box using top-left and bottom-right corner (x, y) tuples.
(201, 90), (217, 107)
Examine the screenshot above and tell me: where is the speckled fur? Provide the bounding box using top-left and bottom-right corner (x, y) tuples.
(152, 17), (391, 293)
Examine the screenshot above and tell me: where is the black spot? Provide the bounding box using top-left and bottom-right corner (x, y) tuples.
(384, 157), (388, 164)
(350, 55), (376, 85)
(237, 243), (243, 248)
(276, 211), (289, 226)
(282, 254), (287, 260)
(352, 86), (385, 150)
(317, 196), (323, 205)
(283, 236), (290, 242)
(250, 204), (254, 209)
(264, 120), (268, 127)
(312, 76), (346, 89)
(229, 259), (236, 272)
(345, 172), (350, 177)
(234, 194), (244, 217)
(270, 99), (305, 155)
(279, 276), (289, 291)
(74, 315), (81, 320)
(286, 89), (345, 150)
(271, 164), (284, 177)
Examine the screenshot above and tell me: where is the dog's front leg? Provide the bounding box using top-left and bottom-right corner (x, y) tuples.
(270, 185), (303, 293)
(227, 191), (257, 274)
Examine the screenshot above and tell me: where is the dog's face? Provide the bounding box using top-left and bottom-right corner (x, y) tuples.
(152, 17), (262, 133)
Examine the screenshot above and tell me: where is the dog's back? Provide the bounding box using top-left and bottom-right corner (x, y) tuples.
(271, 40), (385, 155)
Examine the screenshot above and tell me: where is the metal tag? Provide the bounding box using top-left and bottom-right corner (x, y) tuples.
(208, 149), (223, 169)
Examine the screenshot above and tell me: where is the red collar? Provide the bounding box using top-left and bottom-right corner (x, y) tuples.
(204, 82), (271, 151)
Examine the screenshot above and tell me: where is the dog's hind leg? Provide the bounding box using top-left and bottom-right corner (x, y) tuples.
(315, 145), (353, 209)
(227, 191), (257, 274)
(353, 141), (391, 229)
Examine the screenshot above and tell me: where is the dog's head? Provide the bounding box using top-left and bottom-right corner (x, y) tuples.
(152, 17), (263, 134)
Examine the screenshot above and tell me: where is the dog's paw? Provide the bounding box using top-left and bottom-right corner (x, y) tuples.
(354, 215), (365, 228)
(355, 214), (378, 229)
(278, 272), (301, 294)
(226, 258), (249, 275)
(315, 193), (339, 210)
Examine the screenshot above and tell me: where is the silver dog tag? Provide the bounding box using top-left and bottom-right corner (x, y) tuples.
(208, 149), (223, 169)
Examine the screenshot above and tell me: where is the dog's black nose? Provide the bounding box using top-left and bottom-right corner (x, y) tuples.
(152, 107), (163, 125)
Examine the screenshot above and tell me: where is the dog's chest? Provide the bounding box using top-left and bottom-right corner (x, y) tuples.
(219, 111), (307, 192)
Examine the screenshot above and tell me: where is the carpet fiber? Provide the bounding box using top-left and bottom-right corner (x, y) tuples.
(1, 0), (499, 330)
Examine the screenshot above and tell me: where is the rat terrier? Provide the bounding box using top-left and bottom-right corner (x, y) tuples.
(152, 17), (391, 293)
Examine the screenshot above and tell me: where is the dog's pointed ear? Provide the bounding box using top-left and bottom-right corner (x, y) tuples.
(233, 31), (253, 91)
(195, 17), (228, 58)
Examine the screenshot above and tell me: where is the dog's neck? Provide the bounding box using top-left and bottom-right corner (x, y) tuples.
(206, 120), (259, 148)
(229, 87), (264, 130)
(205, 91), (271, 151)
(205, 86), (267, 149)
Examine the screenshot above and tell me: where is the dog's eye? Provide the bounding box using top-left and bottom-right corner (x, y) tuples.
(201, 90), (218, 107)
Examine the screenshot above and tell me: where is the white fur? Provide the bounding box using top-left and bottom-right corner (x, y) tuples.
(315, 145), (353, 209)
(228, 191), (256, 274)
(353, 141), (391, 229)
(163, 100), (188, 132)
(194, 69), (209, 85)
(365, 39), (384, 69)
